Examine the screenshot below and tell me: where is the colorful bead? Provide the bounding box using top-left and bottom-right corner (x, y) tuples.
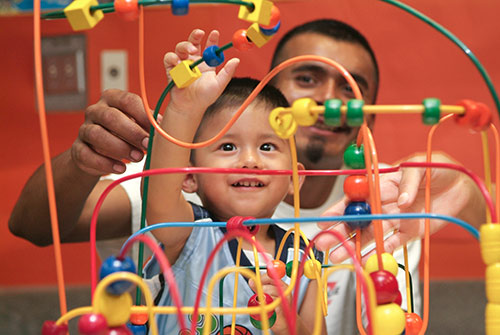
(486, 263), (500, 304)
(114, 0), (139, 21)
(455, 99), (492, 131)
(127, 323), (147, 335)
(486, 303), (500, 335)
(480, 224), (500, 265)
(267, 259), (286, 279)
(404, 312), (423, 335)
(365, 253), (399, 276)
(169, 60), (201, 88)
(78, 313), (108, 335)
(246, 23), (274, 48)
(259, 4), (280, 29)
(303, 259), (322, 279)
(259, 21), (280, 36)
(250, 310), (277, 329)
(394, 290), (402, 306)
(370, 270), (400, 305)
(129, 312), (148, 326)
(373, 303), (406, 335)
(202, 45), (224, 67)
(346, 99), (364, 126)
(107, 325), (133, 334)
(324, 99), (342, 126)
(343, 143), (365, 169)
(285, 260), (294, 278)
(238, 0), (273, 25)
(247, 293), (274, 321)
(343, 175), (369, 201)
(291, 98), (318, 126)
(343, 201), (371, 229)
(95, 292), (132, 327)
(63, 0), (104, 31)
(41, 321), (68, 335)
(269, 107), (297, 139)
(232, 29), (253, 51)
(422, 98), (441, 125)
(171, 0), (189, 15)
(99, 256), (136, 295)
(226, 216), (259, 236)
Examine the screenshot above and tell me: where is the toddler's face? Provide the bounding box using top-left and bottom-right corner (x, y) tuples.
(191, 101), (296, 221)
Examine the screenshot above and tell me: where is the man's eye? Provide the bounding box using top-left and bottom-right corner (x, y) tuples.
(220, 143), (236, 151)
(295, 75), (316, 86)
(260, 143), (276, 151)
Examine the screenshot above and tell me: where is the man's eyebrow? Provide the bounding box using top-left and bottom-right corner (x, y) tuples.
(290, 63), (370, 93)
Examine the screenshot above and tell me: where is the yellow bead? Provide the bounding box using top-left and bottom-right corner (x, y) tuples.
(481, 223), (500, 265)
(365, 253), (399, 276)
(373, 303), (406, 335)
(238, 0), (273, 25)
(169, 60), (202, 89)
(303, 259), (321, 279)
(95, 291), (132, 327)
(246, 23), (274, 48)
(486, 303), (500, 335)
(63, 0), (104, 31)
(291, 98), (318, 126)
(486, 263), (500, 304)
(269, 107), (297, 139)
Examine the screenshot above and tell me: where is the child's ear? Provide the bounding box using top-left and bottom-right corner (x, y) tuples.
(182, 173), (198, 193)
(287, 162), (306, 195)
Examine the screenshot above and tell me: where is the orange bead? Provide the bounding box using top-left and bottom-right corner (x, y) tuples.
(232, 29), (253, 51)
(455, 99), (492, 132)
(114, 0), (139, 21)
(129, 311), (148, 325)
(267, 259), (286, 279)
(260, 5), (280, 29)
(343, 175), (369, 201)
(404, 312), (423, 335)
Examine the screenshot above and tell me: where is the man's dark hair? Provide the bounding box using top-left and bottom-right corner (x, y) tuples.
(270, 19), (379, 101)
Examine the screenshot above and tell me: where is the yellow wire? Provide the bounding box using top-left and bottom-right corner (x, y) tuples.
(403, 244), (413, 313)
(230, 238), (243, 333)
(481, 131), (493, 223)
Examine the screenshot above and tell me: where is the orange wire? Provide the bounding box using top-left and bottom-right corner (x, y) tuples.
(354, 229), (368, 335)
(139, 55), (362, 149)
(33, 0), (67, 318)
(490, 124), (500, 219)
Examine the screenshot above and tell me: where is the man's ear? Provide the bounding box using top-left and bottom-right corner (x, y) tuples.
(287, 162), (306, 195)
(182, 173), (198, 193)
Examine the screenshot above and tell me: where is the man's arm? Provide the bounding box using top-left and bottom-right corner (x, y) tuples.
(8, 89), (151, 246)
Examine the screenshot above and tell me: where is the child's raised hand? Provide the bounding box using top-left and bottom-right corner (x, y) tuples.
(164, 29), (240, 112)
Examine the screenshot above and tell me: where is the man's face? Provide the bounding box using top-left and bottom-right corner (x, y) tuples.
(272, 32), (377, 169)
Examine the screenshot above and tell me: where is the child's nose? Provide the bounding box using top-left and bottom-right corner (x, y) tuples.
(239, 149), (262, 169)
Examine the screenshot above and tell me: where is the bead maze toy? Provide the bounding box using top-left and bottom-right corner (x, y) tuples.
(32, 0), (500, 334)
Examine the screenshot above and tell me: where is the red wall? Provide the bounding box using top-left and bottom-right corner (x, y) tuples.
(1, 0), (499, 286)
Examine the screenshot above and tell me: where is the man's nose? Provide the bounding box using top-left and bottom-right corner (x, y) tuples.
(313, 79), (336, 104)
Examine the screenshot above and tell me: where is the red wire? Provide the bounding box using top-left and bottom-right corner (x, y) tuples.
(119, 234), (187, 331)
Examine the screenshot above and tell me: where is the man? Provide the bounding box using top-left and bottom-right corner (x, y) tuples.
(9, 19), (485, 334)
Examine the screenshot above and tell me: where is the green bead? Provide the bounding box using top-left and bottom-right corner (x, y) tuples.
(344, 143), (365, 169)
(286, 260), (294, 278)
(250, 311), (277, 329)
(422, 98), (441, 125)
(346, 99), (365, 126)
(324, 99), (342, 126)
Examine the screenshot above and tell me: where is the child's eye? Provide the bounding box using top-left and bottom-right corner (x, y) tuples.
(260, 143), (276, 151)
(220, 143), (236, 151)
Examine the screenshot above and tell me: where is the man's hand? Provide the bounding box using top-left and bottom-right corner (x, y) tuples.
(72, 89), (152, 176)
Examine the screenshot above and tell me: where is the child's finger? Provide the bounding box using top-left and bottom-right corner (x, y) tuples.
(205, 30), (220, 48)
(163, 52), (180, 73)
(174, 41), (199, 60)
(186, 28), (206, 51)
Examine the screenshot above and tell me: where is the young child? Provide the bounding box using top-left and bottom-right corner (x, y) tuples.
(144, 31), (325, 335)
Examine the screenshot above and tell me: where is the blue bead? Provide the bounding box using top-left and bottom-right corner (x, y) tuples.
(127, 323), (147, 335)
(99, 256), (136, 295)
(202, 45), (225, 67)
(259, 21), (281, 36)
(344, 201), (372, 229)
(171, 0), (188, 15)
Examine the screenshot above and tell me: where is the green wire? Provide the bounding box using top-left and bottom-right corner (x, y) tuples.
(41, 0), (254, 19)
(135, 80), (175, 305)
(380, 0), (500, 117)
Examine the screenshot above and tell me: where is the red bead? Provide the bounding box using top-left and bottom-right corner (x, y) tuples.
(343, 175), (369, 201)
(404, 312), (423, 335)
(78, 313), (108, 335)
(107, 325), (133, 335)
(129, 312), (148, 325)
(226, 216), (259, 236)
(267, 259), (286, 279)
(114, 0), (139, 21)
(455, 99), (492, 131)
(247, 293), (274, 321)
(41, 321), (68, 335)
(394, 290), (402, 306)
(232, 29), (254, 51)
(370, 270), (400, 305)
(260, 5), (280, 29)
